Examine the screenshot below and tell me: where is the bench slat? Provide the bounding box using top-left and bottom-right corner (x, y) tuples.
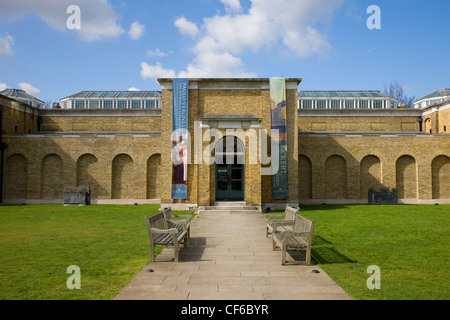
(145, 213), (189, 263)
(272, 214), (315, 265)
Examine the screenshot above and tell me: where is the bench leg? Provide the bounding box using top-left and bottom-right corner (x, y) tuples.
(281, 244), (287, 266)
(150, 245), (155, 263)
(306, 247), (311, 265)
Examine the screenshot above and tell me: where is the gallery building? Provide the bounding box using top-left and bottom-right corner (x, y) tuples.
(0, 78), (449, 209)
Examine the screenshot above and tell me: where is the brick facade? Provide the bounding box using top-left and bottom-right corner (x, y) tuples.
(1, 79), (449, 207)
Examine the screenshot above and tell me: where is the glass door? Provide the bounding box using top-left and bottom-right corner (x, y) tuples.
(215, 163), (244, 201)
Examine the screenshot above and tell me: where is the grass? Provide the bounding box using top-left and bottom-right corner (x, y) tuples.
(0, 204), (448, 300)
(295, 204), (450, 300)
(0, 204), (182, 300)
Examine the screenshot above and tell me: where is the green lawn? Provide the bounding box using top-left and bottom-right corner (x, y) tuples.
(0, 204), (165, 300)
(297, 204), (450, 300)
(0, 204), (448, 300)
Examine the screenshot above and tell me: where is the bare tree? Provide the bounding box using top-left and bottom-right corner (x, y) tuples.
(383, 81), (415, 108)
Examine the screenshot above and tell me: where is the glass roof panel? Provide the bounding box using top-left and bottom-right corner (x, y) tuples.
(89, 92), (104, 97)
(328, 92), (341, 97)
(130, 92), (145, 97)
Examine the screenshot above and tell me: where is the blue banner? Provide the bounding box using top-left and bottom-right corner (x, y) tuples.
(172, 78), (189, 199)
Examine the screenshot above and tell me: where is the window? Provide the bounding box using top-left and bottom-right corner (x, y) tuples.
(131, 100), (141, 109)
(75, 100), (84, 109)
(146, 100), (156, 109)
(330, 100), (340, 109)
(117, 100), (127, 109)
(90, 100), (99, 109)
(303, 100), (312, 109)
(373, 100), (383, 109)
(317, 100), (327, 109)
(103, 100), (113, 109)
(345, 100), (355, 109)
(359, 100), (369, 109)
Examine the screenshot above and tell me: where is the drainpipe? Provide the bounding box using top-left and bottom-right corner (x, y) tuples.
(0, 105), (8, 204)
(37, 116), (43, 132)
(416, 116), (423, 132)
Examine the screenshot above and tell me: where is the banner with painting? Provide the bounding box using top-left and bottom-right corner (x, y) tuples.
(172, 78), (189, 199)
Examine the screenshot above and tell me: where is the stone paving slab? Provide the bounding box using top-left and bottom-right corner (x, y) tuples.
(114, 211), (352, 300)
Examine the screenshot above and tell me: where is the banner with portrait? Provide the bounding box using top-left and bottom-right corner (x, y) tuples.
(172, 78), (189, 199)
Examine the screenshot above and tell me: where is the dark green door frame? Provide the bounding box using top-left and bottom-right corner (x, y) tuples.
(215, 163), (245, 201)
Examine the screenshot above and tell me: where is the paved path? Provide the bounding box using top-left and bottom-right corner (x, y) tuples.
(114, 211), (352, 300)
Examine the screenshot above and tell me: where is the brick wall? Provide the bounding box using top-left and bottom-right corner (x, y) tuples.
(298, 134), (450, 202)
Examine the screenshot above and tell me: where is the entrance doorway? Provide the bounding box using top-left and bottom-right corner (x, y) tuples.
(214, 136), (245, 201)
(215, 163), (244, 201)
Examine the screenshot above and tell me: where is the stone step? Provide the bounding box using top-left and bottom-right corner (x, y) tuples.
(203, 206), (259, 211)
(214, 201), (246, 207)
(198, 209), (262, 215)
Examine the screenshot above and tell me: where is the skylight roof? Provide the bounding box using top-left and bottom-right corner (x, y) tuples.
(298, 91), (395, 99)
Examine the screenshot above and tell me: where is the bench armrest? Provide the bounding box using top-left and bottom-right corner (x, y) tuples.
(271, 220), (294, 226)
(168, 220), (188, 231)
(150, 227), (178, 235)
(281, 231), (310, 238)
(173, 214), (193, 219)
(264, 213), (285, 220)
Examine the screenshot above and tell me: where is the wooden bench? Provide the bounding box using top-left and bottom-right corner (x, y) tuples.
(145, 213), (188, 263)
(272, 214), (315, 265)
(264, 206), (299, 238)
(161, 207), (192, 239)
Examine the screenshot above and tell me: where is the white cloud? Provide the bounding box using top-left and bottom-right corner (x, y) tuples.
(128, 21), (146, 40)
(0, 82), (8, 91)
(0, 33), (14, 57)
(221, 0), (242, 13)
(18, 82), (40, 96)
(128, 87), (141, 91)
(174, 16), (200, 38)
(147, 48), (168, 57)
(0, 0), (124, 41)
(141, 62), (176, 80)
(141, 0), (343, 82)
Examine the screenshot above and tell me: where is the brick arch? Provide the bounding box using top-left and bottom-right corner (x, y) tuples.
(360, 155), (382, 198)
(298, 155), (312, 199)
(5, 154), (28, 199)
(111, 154), (134, 199)
(41, 154), (63, 199)
(396, 155), (418, 199)
(432, 155), (450, 199)
(325, 155), (347, 199)
(76, 154), (99, 198)
(424, 118), (432, 134)
(147, 154), (162, 199)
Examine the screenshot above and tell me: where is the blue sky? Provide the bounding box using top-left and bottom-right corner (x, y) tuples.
(0, 0), (449, 105)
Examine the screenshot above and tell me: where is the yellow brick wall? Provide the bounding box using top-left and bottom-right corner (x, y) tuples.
(1, 96), (38, 134)
(298, 134), (450, 201)
(39, 111), (161, 132)
(3, 134), (161, 201)
(2, 79), (449, 205)
(298, 114), (420, 132)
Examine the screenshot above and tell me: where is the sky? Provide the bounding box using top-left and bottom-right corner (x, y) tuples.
(0, 0), (449, 105)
